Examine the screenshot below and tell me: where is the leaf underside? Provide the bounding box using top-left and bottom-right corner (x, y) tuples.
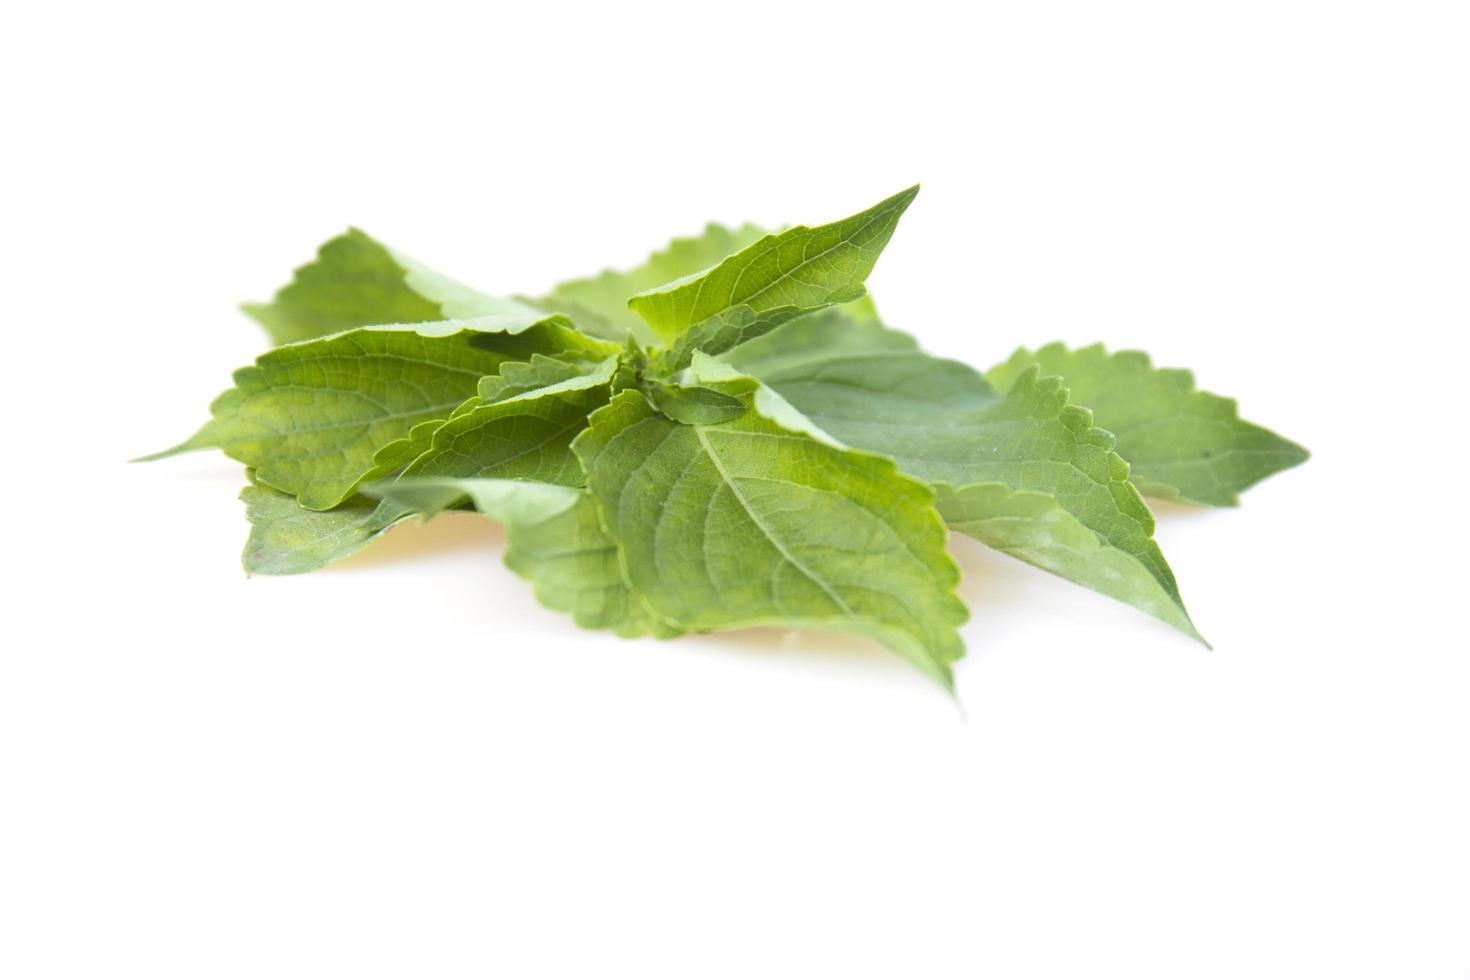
(240, 480), (403, 575)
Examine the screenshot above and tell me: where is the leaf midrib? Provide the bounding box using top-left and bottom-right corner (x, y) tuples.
(693, 425), (856, 618)
(728, 206), (894, 311)
(680, 206), (896, 331)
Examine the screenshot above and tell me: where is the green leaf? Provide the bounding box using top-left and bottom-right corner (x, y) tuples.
(239, 359), (620, 576)
(401, 356), (618, 486)
(529, 222), (767, 345)
(573, 387), (968, 689)
(651, 297), (887, 377)
(243, 227), (536, 346)
(721, 312), (1200, 640)
(987, 344), (1309, 506)
(240, 481), (405, 575)
(687, 352), (848, 447)
(718, 308), (980, 422)
(929, 482), (1198, 636)
(139, 315), (615, 511)
(369, 478), (680, 638)
(354, 416), (469, 489)
(364, 347), (600, 486)
(368, 476), (578, 526)
(363, 352), (599, 490)
(476, 354), (596, 403)
(508, 491), (680, 638)
(643, 380), (746, 425)
(628, 185), (918, 347)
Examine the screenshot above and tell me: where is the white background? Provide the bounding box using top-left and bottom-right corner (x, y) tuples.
(4, 2), (1467, 977)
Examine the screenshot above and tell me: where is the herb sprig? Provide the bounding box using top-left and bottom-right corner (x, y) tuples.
(142, 187), (1307, 690)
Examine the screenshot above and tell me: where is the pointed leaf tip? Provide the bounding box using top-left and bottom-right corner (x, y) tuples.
(627, 186), (923, 346)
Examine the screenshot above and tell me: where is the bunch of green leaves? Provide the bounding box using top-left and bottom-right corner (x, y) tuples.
(141, 188), (1306, 690)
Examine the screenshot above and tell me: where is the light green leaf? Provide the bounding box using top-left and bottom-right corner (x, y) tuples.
(716, 308), (982, 432)
(930, 482), (1197, 636)
(688, 352), (848, 448)
(139, 315), (615, 511)
(368, 476), (579, 525)
(652, 295), (889, 377)
(369, 477), (680, 638)
(629, 186), (918, 347)
(243, 227), (537, 346)
(643, 380), (746, 425)
(529, 223), (767, 344)
(987, 343), (1309, 506)
(573, 388), (968, 689)
(400, 356), (618, 487)
(722, 312), (1200, 640)
(239, 359), (619, 577)
(240, 482), (405, 575)
(355, 415), (469, 488)
(507, 491), (681, 638)
(477, 354), (595, 403)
